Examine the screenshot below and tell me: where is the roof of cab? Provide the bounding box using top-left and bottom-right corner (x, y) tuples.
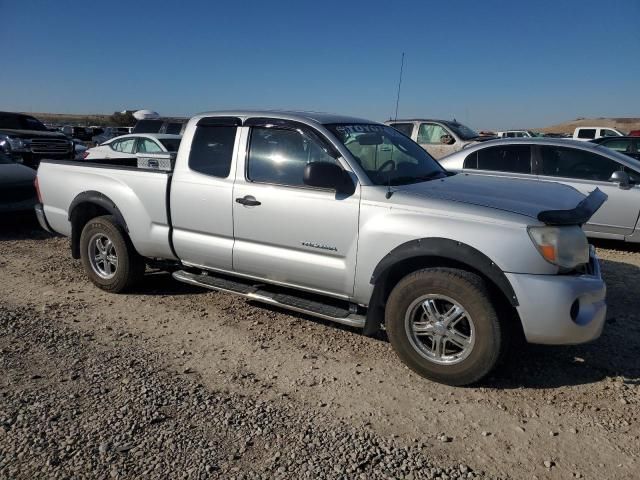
(191, 110), (376, 126)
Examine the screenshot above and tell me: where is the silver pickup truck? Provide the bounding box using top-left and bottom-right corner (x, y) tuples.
(35, 111), (608, 386)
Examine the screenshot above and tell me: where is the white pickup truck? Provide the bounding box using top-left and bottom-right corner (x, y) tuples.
(35, 111), (608, 386)
(571, 126), (625, 141)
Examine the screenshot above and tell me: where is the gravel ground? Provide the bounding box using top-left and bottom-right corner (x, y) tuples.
(1, 214), (639, 479)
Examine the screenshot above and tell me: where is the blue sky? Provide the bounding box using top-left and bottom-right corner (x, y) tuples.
(1, 0), (638, 129)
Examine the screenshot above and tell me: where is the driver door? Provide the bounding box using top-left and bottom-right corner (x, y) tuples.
(232, 123), (361, 298)
(417, 122), (454, 159)
(537, 145), (640, 237)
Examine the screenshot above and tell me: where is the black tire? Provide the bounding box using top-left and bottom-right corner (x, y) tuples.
(385, 268), (505, 386)
(79, 215), (144, 293)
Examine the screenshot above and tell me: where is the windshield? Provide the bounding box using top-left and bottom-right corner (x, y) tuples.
(326, 124), (446, 185)
(0, 113), (48, 131)
(159, 138), (181, 152)
(443, 121), (478, 140)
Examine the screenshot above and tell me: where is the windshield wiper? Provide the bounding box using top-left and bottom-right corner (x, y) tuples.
(389, 171), (445, 186)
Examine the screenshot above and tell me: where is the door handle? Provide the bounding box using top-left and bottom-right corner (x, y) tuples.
(235, 195), (261, 206)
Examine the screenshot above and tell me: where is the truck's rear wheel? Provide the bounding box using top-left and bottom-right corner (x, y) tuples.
(385, 268), (505, 386)
(79, 215), (144, 293)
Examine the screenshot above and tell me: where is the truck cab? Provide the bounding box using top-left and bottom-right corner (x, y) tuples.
(385, 119), (490, 160)
(573, 126), (624, 141)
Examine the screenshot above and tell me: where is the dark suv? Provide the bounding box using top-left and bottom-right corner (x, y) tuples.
(0, 112), (74, 169)
(132, 118), (187, 135)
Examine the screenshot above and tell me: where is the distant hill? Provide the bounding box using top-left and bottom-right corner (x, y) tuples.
(537, 117), (640, 135)
(25, 112), (114, 126)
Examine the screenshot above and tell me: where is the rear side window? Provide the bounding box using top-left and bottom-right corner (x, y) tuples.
(577, 129), (596, 139)
(601, 139), (632, 152)
(463, 151), (478, 169)
(133, 120), (163, 134)
(476, 145), (532, 173)
(111, 138), (136, 153)
(389, 123), (414, 137)
(540, 146), (620, 181)
(165, 122), (184, 135)
(188, 126), (237, 177)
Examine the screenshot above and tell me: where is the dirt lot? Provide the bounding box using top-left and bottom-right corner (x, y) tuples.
(1, 215), (638, 479)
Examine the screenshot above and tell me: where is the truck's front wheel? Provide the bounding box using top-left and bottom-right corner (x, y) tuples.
(385, 268), (505, 386)
(79, 215), (144, 293)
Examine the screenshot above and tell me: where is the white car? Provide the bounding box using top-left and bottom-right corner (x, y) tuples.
(83, 134), (181, 161)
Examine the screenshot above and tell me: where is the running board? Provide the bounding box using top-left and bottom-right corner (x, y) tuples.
(172, 270), (366, 329)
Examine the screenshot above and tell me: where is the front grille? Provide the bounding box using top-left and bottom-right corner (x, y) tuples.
(0, 184), (36, 203)
(30, 138), (72, 155)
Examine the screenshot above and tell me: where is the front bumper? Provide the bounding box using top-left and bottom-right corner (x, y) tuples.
(506, 247), (606, 345)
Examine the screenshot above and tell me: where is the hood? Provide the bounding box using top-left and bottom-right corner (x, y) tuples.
(396, 173), (594, 221)
(0, 162), (37, 186)
(0, 128), (69, 140)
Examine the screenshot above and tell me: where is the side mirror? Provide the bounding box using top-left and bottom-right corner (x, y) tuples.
(440, 134), (455, 145)
(610, 170), (631, 189)
(303, 162), (355, 195)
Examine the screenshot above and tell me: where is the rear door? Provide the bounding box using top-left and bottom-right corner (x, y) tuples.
(231, 120), (360, 297)
(537, 144), (640, 237)
(170, 117), (241, 270)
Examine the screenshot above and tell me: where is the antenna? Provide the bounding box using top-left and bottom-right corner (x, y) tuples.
(387, 52), (405, 199)
(393, 52), (405, 122)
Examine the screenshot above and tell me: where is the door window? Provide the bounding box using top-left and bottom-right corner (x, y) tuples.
(188, 126), (237, 178)
(111, 138), (136, 153)
(389, 123), (414, 137)
(137, 138), (163, 153)
(475, 145), (532, 173)
(602, 129), (619, 137)
(417, 123), (450, 144)
(577, 129), (596, 139)
(540, 146), (621, 181)
(247, 127), (336, 187)
(601, 139), (632, 153)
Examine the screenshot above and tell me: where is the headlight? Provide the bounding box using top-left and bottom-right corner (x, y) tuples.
(0, 135), (30, 152)
(528, 225), (589, 269)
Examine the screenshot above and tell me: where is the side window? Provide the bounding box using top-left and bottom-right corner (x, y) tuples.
(188, 126), (237, 178)
(417, 123), (450, 144)
(476, 145), (532, 173)
(389, 123), (414, 137)
(463, 151), (478, 169)
(602, 129), (618, 137)
(112, 138), (135, 153)
(138, 138), (163, 153)
(602, 139), (632, 153)
(505, 132), (516, 138)
(577, 129), (596, 139)
(247, 127), (336, 187)
(540, 146), (620, 181)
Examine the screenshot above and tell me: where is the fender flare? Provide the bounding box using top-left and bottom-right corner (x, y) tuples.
(364, 237), (518, 335)
(68, 191), (128, 258)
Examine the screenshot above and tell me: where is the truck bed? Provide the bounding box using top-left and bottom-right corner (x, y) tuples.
(37, 159), (177, 260)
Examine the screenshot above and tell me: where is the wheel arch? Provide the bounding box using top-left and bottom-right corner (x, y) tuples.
(363, 238), (519, 336)
(68, 191), (129, 259)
